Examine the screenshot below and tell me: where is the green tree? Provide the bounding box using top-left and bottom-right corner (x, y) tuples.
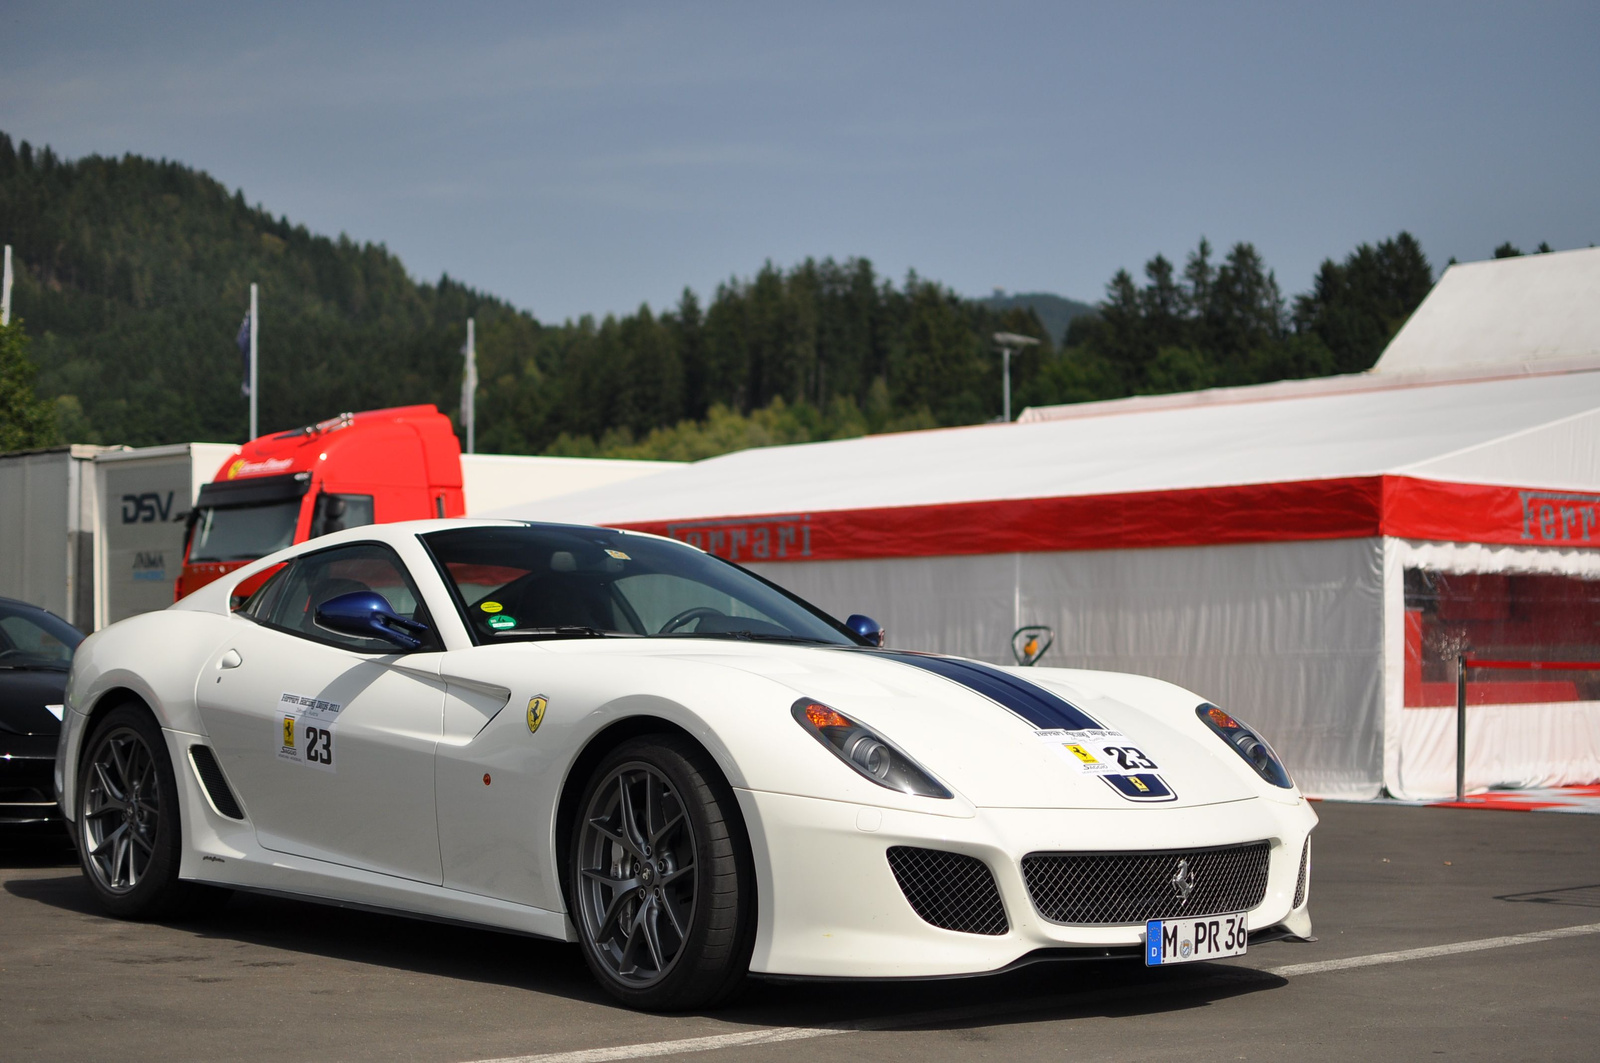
(0, 318), (59, 450)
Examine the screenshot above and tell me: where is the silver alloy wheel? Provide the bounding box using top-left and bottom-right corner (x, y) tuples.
(576, 763), (697, 986)
(81, 725), (161, 894)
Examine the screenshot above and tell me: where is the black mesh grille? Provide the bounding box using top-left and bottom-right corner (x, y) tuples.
(189, 746), (244, 820)
(886, 846), (1009, 935)
(1022, 841), (1271, 925)
(1294, 837), (1310, 909)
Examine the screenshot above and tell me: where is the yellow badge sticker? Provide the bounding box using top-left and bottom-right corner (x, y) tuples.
(282, 716), (296, 747)
(1065, 743), (1098, 764)
(480, 601), (503, 613)
(1129, 775), (1150, 793)
(605, 549), (631, 560)
(527, 695), (549, 734)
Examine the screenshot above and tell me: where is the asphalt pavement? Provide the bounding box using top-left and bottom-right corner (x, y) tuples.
(3, 801), (1597, 1062)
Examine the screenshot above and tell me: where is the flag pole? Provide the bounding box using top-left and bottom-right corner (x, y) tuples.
(249, 282), (259, 440)
(1, 245), (12, 326)
(463, 317), (477, 454)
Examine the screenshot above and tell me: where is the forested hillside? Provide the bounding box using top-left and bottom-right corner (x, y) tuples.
(0, 132), (1436, 457)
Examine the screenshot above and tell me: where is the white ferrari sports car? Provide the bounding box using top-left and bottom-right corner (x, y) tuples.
(56, 519), (1315, 1009)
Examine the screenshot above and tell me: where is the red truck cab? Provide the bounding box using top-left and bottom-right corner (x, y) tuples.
(178, 405), (465, 601)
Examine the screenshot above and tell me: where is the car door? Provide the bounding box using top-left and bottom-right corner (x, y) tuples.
(196, 542), (447, 884)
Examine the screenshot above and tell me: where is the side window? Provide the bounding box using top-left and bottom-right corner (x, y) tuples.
(240, 564), (290, 620)
(265, 543), (436, 653)
(310, 493), (376, 539)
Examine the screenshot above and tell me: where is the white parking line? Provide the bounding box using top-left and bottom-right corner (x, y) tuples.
(1264, 920), (1600, 978)
(468, 921), (1600, 1063)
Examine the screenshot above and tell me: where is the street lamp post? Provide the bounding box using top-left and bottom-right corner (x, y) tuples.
(993, 331), (1040, 422)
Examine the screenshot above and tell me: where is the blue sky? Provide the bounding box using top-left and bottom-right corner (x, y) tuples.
(2, 1), (1595, 323)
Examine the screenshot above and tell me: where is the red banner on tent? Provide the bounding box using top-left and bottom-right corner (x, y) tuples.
(1382, 476), (1600, 548)
(617, 476), (1600, 564)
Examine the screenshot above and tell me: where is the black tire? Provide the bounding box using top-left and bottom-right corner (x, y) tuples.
(567, 734), (756, 1011)
(76, 703), (228, 919)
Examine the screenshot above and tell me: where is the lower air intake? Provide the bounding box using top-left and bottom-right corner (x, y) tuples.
(1294, 837), (1310, 909)
(886, 846), (1009, 935)
(189, 745), (245, 820)
(1022, 841), (1271, 925)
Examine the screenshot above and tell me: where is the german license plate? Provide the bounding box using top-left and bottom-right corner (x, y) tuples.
(1145, 912), (1247, 965)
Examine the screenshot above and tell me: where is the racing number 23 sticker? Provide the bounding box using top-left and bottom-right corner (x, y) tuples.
(276, 692), (342, 773)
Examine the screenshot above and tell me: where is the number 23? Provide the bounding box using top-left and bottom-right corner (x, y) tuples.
(1104, 745), (1157, 770)
(303, 725), (332, 765)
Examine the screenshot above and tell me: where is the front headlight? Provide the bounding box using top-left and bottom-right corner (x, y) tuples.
(1197, 703), (1294, 789)
(792, 699), (951, 798)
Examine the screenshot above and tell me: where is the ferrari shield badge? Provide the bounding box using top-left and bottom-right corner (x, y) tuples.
(527, 694), (549, 734)
(1011, 625), (1054, 666)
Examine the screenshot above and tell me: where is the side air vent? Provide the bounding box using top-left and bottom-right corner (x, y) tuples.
(886, 846), (1009, 935)
(189, 745), (245, 820)
(1294, 837), (1310, 909)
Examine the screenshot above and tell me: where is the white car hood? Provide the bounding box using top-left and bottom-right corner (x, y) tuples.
(557, 640), (1262, 810)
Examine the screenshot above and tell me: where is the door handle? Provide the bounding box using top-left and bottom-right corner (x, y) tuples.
(219, 649), (243, 669)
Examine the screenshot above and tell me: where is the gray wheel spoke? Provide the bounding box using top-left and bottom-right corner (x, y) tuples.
(129, 828), (155, 855)
(660, 890), (688, 938)
(642, 902), (666, 972)
(650, 810), (684, 847)
(108, 739), (131, 789)
(92, 762), (126, 807)
(586, 817), (630, 853)
(581, 867), (639, 894)
(656, 863), (694, 887)
(92, 822), (125, 858)
(617, 775), (646, 852)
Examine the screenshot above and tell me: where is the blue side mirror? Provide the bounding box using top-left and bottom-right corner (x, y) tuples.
(315, 591), (430, 651)
(846, 614), (885, 647)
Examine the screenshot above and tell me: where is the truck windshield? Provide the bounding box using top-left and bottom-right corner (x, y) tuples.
(189, 501), (302, 562)
(422, 524), (864, 645)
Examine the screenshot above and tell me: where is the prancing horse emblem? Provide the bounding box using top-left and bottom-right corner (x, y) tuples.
(1170, 857), (1197, 906)
(527, 695), (549, 734)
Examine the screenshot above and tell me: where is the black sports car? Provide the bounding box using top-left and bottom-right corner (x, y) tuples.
(0, 596), (83, 828)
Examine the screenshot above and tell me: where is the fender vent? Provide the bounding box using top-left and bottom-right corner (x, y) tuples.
(887, 846), (1009, 935)
(189, 745), (245, 820)
(1294, 837), (1310, 910)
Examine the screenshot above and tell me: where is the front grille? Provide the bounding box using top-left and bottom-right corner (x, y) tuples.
(887, 846), (1009, 935)
(1293, 837), (1310, 909)
(1022, 841), (1271, 925)
(189, 745), (245, 820)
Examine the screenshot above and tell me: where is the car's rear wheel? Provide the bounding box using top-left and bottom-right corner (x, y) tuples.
(77, 704), (223, 919)
(570, 735), (755, 1010)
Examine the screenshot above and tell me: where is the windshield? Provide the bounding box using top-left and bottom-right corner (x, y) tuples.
(422, 525), (862, 645)
(0, 601), (83, 670)
(189, 500), (302, 562)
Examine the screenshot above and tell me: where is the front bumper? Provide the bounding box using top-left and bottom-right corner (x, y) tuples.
(1, 742), (62, 826)
(737, 789), (1315, 979)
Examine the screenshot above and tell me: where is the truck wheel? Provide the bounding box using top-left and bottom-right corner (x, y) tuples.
(569, 735), (755, 1010)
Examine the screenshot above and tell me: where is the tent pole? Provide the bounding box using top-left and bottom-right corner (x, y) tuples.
(1455, 653), (1467, 802)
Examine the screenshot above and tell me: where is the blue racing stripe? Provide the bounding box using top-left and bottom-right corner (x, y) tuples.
(874, 651), (1103, 730)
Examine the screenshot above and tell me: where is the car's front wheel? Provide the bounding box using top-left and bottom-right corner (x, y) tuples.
(569, 735), (755, 1010)
(77, 703), (221, 919)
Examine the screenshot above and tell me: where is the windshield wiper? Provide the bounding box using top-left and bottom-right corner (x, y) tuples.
(0, 662), (71, 671)
(659, 630), (838, 645)
(488, 626), (632, 640)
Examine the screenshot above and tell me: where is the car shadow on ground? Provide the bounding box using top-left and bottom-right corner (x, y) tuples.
(4, 861), (1287, 1033)
(0, 830), (77, 869)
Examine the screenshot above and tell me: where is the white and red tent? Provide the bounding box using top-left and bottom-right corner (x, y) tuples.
(497, 247), (1600, 800)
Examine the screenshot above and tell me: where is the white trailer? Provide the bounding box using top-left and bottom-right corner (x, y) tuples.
(0, 445), (107, 629)
(93, 443), (237, 628)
